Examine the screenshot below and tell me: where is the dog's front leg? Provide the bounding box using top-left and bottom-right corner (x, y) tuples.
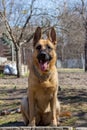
(28, 89), (36, 126)
(50, 92), (57, 126)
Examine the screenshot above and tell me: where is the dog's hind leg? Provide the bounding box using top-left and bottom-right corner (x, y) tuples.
(21, 97), (29, 126)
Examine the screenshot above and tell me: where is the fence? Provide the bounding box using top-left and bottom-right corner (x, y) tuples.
(57, 58), (85, 69)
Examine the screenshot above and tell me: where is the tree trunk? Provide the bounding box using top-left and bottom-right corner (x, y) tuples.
(12, 43), (14, 62)
(85, 43), (87, 71)
(15, 47), (22, 78)
(85, 20), (87, 72)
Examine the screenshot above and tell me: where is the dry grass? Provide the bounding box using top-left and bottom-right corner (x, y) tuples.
(58, 68), (83, 72)
(0, 69), (87, 127)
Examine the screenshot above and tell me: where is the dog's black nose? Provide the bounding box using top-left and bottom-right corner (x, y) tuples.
(40, 51), (47, 59)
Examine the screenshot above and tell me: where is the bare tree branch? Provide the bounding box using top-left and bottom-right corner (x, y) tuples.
(1, 0), (19, 49)
(80, 0), (86, 21)
(17, 0), (36, 44)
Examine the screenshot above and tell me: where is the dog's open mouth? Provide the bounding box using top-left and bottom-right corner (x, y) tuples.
(37, 51), (52, 71)
(39, 60), (49, 71)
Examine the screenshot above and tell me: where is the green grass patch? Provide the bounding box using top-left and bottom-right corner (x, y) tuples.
(0, 113), (21, 125)
(0, 73), (5, 78)
(0, 101), (20, 111)
(62, 117), (79, 126)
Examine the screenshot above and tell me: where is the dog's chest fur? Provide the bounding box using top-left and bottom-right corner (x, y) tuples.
(34, 84), (54, 112)
(28, 69), (58, 112)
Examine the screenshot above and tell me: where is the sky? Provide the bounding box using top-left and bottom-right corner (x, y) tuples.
(0, 0), (86, 27)
(13, 0), (83, 10)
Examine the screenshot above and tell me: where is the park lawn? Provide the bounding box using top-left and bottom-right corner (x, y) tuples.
(0, 86), (87, 127)
(0, 70), (87, 127)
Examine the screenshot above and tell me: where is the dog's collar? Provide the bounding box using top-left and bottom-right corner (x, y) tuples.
(33, 65), (50, 81)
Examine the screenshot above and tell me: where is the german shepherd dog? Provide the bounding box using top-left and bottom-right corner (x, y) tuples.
(21, 27), (60, 126)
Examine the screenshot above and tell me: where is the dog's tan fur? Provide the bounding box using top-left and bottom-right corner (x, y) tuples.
(21, 27), (60, 126)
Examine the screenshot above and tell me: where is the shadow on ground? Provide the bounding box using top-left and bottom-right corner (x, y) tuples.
(0, 121), (25, 127)
(58, 88), (87, 127)
(58, 88), (87, 104)
(0, 88), (87, 127)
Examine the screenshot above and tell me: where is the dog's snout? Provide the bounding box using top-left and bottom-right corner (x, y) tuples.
(40, 51), (47, 59)
(37, 50), (52, 62)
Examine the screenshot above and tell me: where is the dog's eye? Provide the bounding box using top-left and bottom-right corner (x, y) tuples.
(36, 45), (41, 50)
(46, 45), (52, 50)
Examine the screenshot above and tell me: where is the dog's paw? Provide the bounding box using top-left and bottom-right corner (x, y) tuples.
(28, 121), (36, 127)
(50, 120), (57, 127)
(50, 123), (57, 127)
(57, 121), (60, 126)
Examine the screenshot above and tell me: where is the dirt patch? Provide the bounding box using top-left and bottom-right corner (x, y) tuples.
(59, 88), (87, 127)
(0, 71), (87, 127)
(58, 71), (87, 89)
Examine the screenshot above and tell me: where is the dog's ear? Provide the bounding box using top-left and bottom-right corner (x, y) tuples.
(33, 27), (41, 46)
(48, 27), (57, 45)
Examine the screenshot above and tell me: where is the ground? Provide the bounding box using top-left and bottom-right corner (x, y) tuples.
(0, 69), (87, 127)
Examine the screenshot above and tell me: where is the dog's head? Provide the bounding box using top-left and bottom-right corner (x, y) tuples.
(33, 27), (57, 72)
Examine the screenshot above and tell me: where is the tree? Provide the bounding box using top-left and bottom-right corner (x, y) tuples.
(1, 33), (13, 60)
(0, 0), (55, 77)
(1, 0), (86, 73)
(0, 0), (38, 77)
(55, 1), (85, 64)
(80, 0), (87, 71)
(70, 0), (87, 71)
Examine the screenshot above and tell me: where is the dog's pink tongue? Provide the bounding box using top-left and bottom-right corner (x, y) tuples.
(40, 62), (48, 71)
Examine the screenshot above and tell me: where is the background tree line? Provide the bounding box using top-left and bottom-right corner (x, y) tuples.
(0, 0), (87, 77)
